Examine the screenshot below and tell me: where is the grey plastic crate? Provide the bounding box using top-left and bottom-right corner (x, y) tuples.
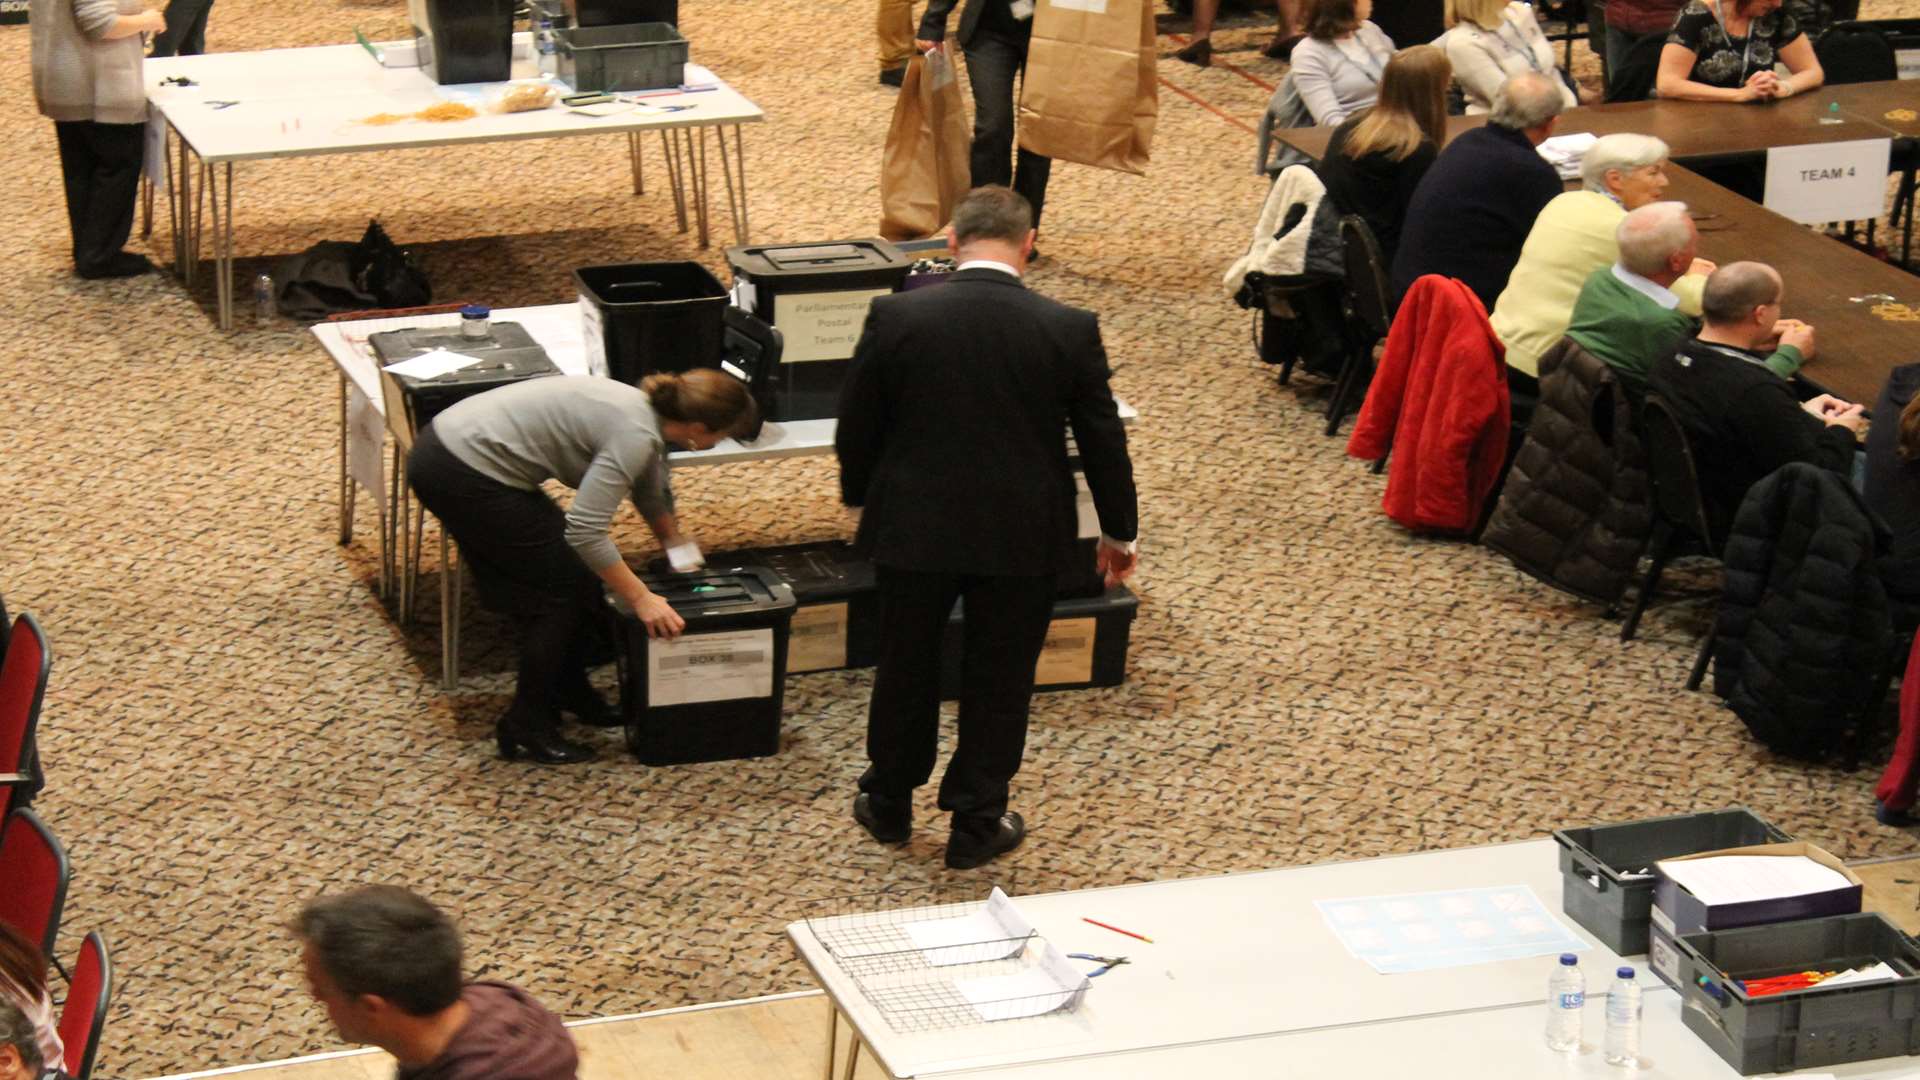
(1675, 913), (1920, 1075)
(1553, 808), (1790, 956)
(557, 22), (687, 92)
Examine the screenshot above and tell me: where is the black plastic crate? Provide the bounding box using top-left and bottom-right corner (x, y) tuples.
(1553, 808), (1791, 956)
(557, 21), (687, 92)
(565, 0), (678, 26)
(574, 261), (728, 387)
(725, 239), (911, 420)
(415, 0), (514, 84)
(611, 567), (795, 765)
(938, 585), (1138, 699)
(648, 542), (877, 673)
(1676, 913), (1920, 1075)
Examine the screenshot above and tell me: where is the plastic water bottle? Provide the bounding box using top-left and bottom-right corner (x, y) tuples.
(1546, 953), (1585, 1051)
(254, 273), (274, 325)
(1605, 966), (1641, 1066)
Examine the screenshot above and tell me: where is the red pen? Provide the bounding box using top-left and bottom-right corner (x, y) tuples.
(1083, 917), (1153, 944)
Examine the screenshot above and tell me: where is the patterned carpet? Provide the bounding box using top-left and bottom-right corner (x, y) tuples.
(2, 2), (1916, 1076)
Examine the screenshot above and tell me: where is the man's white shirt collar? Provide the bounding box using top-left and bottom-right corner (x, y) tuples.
(1610, 263), (1680, 310)
(957, 259), (1022, 278)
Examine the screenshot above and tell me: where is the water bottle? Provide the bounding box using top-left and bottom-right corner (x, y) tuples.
(1604, 966), (1641, 1066)
(254, 273), (275, 325)
(1545, 953), (1584, 1051)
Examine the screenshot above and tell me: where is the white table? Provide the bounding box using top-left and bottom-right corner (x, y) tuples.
(147, 44), (764, 328)
(788, 838), (1668, 1078)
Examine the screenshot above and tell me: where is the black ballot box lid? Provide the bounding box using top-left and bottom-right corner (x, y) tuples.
(634, 567), (796, 627)
(725, 239), (911, 291)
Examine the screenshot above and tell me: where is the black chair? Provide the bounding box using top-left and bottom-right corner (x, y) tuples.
(1604, 30), (1668, 103)
(1825, 21), (1918, 266)
(1623, 395), (1722, 690)
(1816, 22), (1897, 82)
(1328, 215), (1392, 441)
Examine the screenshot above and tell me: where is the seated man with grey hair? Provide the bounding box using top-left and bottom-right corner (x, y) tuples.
(1650, 261), (1860, 537)
(1491, 133), (1716, 388)
(1565, 201), (1711, 398)
(0, 999), (40, 1080)
(1390, 71), (1567, 310)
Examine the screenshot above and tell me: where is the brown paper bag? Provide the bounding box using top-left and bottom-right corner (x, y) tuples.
(1017, 0), (1157, 175)
(878, 51), (972, 241)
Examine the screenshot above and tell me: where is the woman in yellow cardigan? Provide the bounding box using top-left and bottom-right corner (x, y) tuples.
(1488, 133), (1714, 390)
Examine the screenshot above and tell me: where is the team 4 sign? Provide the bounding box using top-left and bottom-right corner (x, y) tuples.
(1764, 139), (1894, 225)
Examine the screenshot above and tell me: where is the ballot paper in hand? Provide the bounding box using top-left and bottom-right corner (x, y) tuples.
(384, 348), (487, 380)
(902, 887), (1034, 966)
(1537, 132), (1600, 180)
(1654, 855), (1854, 907)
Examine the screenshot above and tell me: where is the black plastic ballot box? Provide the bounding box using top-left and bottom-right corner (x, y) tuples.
(649, 542), (877, 673)
(725, 240), (911, 420)
(611, 568), (795, 764)
(938, 585), (1138, 699)
(409, 0), (515, 84)
(574, 262), (729, 387)
(370, 322), (560, 430)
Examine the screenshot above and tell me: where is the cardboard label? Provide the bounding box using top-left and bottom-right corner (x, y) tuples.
(1763, 139), (1893, 224)
(646, 628), (774, 706)
(1034, 617), (1097, 685)
(579, 295), (608, 378)
(1649, 929), (1681, 987)
(775, 288), (891, 363)
(786, 602), (848, 673)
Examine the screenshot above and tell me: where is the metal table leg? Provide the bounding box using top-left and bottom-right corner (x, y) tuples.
(205, 160), (236, 331)
(692, 125), (711, 248)
(715, 122), (750, 244)
(840, 1032), (862, 1080)
(660, 128), (689, 233)
(627, 130), (646, 196)
(440, 530), (461, 690)
(337, 374), (357, 545)
(821, 1005), (837, 1080)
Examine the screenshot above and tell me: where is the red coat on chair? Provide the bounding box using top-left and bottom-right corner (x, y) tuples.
(1347, 274), (1511, 533)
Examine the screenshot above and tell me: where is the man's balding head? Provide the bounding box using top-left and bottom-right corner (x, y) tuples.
(1615, 201), (1697, 284)
(1490, 72), (1564, 139)
(1701, 262), (1784, 327)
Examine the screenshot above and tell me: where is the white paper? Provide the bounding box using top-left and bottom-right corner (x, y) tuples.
(666, 540), (705, 573)
(902, 887), (1033, 967)
(1314, 885), (1588, 974)
(347, 383), (384, 496)
(1820, 962), (1898, 988)
(774, 287), (890, 363)
(579, 295), (608, 378)
(1654, 854), (1853, 907)
(1537, 132), (1599, 180)
(954, 942), (1087, 1022)
(1764, 139), (1894, 224)
(646, 627), (773, 707)
(383, 348), (486, 380)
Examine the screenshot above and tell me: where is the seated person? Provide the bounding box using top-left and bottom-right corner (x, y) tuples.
(1318, 44), (1452, 267)
(297, 886), (579, 1080)
(0, 924), (60, 1077)
(1656, 0), (1824, 103)
(0, 999), (42, 1080)
(1291, 0), (1396, 125)
(1391, 71), (1567, 309)
(1565, 201), (1704, 397)
(1491, 134), (1713, 388)
(1648, 261), (1859, 538)
(1440, 0), (1581, 114)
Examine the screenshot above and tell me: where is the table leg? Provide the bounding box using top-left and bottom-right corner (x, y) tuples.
(338, 374), (356, 545)
(734, 124), (750, 243)
(141, 173), (154, 240)
(441, 532), (461, 691)
(693, 126), (711, 248)
(194, 158), (208, 287)
(839, 1031), (862, 1080)
(628, 130), (645, 196)
(821, 1003), (837, 1080)
(716, 122), (747, 245)
(381, 445), (398, 600)
(174, 132), (195, 287)
(209, 161), (236, 331)
(660, 129), (689, 233)
(409, 501), (425, 624)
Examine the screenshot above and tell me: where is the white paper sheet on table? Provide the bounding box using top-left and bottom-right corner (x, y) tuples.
(383, 348), (487, 379)
(1537, 132), (1599, 179)
(1314, 885), (1588, 974)
(1653, 855), (1853, 906)
(953, 943), (1088, 1022)
(903, 887), (1034, 966)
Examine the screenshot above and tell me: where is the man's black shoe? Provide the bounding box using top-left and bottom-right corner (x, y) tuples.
(76, 252), (154, 280)
(854, 793), (911, 844)
(879, 66), (906, 88)
(944, 811), (1025, 869)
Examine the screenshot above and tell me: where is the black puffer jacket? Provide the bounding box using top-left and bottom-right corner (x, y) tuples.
(1481, 338), (1652, 606)
(1714, 462), (1895, 760)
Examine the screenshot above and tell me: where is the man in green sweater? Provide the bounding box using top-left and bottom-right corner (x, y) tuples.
(1565, 201), (1801, 399)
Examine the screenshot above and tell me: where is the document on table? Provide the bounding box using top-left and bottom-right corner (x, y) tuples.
(1537, 132), (1599, 180)
(383, 348), (486, 380)
(1654, 855), (1853, 906)
(903, 887), (1034, 966)
(1315, 885), (1588, 974)
(953, 943), (1088, 1022)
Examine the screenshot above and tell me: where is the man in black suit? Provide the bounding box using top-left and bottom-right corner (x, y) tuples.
(836, 186), (1138, 870)
(916, 0), (1053, 238)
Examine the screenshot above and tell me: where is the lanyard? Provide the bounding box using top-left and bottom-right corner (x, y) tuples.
(1334, 33), (1387, 82)
(1696, 340), (1775, 371)
(1707, 0), (1756, 83)
(1478, 14), (1546, 74)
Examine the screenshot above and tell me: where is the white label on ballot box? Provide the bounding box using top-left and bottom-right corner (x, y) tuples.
(1035, 617), (1097, 685)
(1900, 49), (1920, 81)
(1048, 0), (1108, 12)
(647, 628), (774, 706)
(1764, 139), (1893, 224)
(786, 602), (848, 673)
(776, 288), (892, 364)
(579, 295), (608, 378)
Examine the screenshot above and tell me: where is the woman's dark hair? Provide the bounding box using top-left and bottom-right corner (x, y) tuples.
(295, 886), (463, 1017)
(642, 369), (760, 439)
(1305, 0), (1362, 40)
(0, 922), (48, 1007)
(0, 998), (42, 1078)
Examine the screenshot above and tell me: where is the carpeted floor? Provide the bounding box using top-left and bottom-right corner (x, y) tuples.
(3, 2), (1918, 1076)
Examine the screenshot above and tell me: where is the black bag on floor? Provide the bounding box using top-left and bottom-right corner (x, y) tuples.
(352, 220), (432, 309)
(273, 220), (431, 319)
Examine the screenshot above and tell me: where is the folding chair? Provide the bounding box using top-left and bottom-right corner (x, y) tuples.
(0, 614), (50, 819)
(1623, 394), (1723, 690)
(55, 932), (112, 1080)
(0, 808), (69, 960)
(1328, 215), (1392, 444)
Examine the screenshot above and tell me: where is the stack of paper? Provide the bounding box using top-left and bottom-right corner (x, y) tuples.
(1654, 855), (1852, 904)
(1537, 132), (1600, 181)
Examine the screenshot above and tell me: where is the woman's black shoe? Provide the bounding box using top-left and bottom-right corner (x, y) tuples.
(1175, 37), (1212, 67)
(557, 678), (622, 728)
(496, 712), (599, 764)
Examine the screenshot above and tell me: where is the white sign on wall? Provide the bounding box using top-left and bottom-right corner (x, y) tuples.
(1763, 139), (1893, 225)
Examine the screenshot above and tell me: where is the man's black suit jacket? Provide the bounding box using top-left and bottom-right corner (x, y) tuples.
(835, 267), (1137, 578)
(917, 0), (997, 48)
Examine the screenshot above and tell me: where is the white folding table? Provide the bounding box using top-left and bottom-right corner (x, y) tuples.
(147, 45), (763, 329)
